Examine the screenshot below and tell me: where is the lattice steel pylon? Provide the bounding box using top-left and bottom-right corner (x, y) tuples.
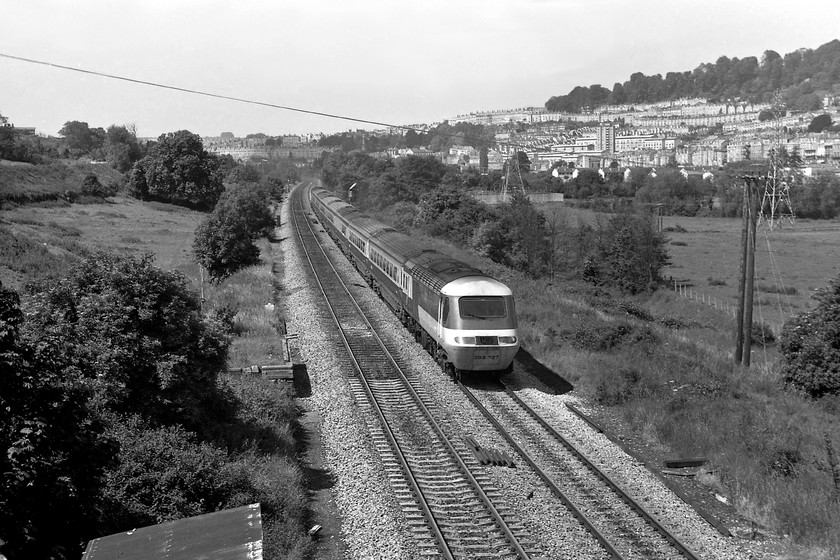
(501, 152), (526, 202)
(759, 93), (796, 230)
(760, 148), (795, 230)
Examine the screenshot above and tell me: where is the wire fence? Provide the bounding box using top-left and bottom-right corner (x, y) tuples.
(670, 279), (783, 337)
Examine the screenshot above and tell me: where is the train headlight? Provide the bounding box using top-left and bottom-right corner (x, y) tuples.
(454, 336), (476, 345)
(498, 336), (518, 344)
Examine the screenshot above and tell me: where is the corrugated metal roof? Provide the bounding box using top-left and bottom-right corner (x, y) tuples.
(82, 504), (263, 560)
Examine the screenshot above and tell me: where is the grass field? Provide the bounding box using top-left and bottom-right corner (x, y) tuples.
(661, 215), (840, 334)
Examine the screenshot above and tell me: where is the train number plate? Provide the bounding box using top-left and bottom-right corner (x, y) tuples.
(473, 349), (501, 362)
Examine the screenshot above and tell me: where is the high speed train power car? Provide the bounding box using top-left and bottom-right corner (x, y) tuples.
(309, 185), (519, 380)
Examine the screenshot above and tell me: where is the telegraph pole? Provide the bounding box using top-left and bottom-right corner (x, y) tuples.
(734, 175), (762, 366)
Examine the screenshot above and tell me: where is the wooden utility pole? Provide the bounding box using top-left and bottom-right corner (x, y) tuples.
(734, 175), (761, 366)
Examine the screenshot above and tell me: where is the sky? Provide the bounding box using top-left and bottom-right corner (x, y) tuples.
(2, 0), (840, 139)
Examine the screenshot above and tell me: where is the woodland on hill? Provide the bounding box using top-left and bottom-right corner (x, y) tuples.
(545, 39), (840, 112)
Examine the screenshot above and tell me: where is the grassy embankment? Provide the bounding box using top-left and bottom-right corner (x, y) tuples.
(0, 168), (311, 558)
(390, 203), (840, 558)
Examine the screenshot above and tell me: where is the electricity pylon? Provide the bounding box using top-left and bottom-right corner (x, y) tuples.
(501, 153), (526, 202)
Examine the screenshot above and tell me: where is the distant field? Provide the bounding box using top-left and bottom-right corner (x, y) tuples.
(533, 202), (840, 332)
(0, 196), (203, 290)
(662, 215), (840, 332)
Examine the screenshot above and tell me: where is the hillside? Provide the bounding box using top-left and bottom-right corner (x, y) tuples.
(546, 39), (840, 112)
(0, 159), (124, 206)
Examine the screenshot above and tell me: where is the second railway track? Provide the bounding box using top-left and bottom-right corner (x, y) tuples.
(461, 380), (702, 560)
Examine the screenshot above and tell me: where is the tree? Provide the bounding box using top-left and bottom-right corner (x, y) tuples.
(780, 275), (840, 397)
(193, 186), (274, 280)
(1, 281), (116, 560)
(21, 253), (232, 430)
(58, 120), (105, 156)
(515, 151), (531, 174)
(503, 191), (549, 276)
(0, 111), (16, 160)
(808, 113), (833, 133)
(588, 212), (670, 293)
(104, 124), (143, 173)
(225, 164), (262, 185)
(394, 155), (447, 200)
(471, 192), (550, 277)
(415, 185), (492, 242)
(127, 130), (225, 209)
(758, 109), (775, 122)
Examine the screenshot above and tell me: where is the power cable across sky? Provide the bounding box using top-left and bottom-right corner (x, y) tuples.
(0, 52), (529, 151)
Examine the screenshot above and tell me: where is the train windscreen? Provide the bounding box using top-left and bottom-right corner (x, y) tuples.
(458, 296), (507, 319)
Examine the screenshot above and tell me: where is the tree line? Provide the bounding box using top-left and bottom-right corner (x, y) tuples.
(546, 39), (840, 112)
(318, 121), (495, 153)
(315, 150), (670, 294)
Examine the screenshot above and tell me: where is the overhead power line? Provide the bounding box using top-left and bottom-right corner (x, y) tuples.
(0, 52), (529, 151)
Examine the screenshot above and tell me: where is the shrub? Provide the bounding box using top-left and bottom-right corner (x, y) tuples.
(81, 173), (117, 198)
(752, 322), (777, 345)
(99, 419), (254, 530)
(593, 367), (643, 405)
(564, 321), (653, 352)
(708, 277), (727, 286)
(618, 299), (654, 322)
(756, 283), (797, 295)
(780, 275), (840, 397)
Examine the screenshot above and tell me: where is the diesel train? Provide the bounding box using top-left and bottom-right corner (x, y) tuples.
(308, 185), (519, 380)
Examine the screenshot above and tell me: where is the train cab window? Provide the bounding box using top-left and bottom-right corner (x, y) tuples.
(441, 297), (450, 326)
(458, 296), (506, 319)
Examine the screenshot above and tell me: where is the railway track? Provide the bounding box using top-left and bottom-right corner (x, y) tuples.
(461, 380), (702, 560)
(290, 184), (544, 559)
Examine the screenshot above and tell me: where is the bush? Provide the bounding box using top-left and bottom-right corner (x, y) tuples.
(780, 275), (840, 397)
(618, 299), (654, 322)
(593, 367), (643, 405)
(21, 252), (233, 431)
(752, 322), (777, 345)
(81, 173), (117, 198)
(99, 419), (254, 531)
(756, 283), (797, 295)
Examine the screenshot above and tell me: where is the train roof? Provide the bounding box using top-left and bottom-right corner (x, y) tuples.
(311, 185), (495, 291)
(441, 276), (512, 297)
